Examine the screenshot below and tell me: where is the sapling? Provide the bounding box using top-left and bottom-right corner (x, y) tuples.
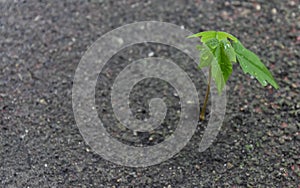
(188, 31), (279, 120)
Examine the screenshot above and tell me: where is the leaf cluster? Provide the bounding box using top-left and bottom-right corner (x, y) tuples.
(188, 31), (279, 94)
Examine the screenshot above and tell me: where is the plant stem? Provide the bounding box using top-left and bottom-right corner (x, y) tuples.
(200, 67), (212, 121)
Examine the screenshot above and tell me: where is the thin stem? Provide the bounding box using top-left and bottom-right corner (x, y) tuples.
(200, 67), (212, 121)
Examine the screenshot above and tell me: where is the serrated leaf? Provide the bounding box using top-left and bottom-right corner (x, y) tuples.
(204, 38), (219, 50)
(214, 40), (233, 82)
(197, 44), (214, 69)
(220, 40), (236, 63)
(211, 54), (226, 95)
(232, 41), (279, 89)
(216, 31), (238, 42)
(188, 31), (239, 43)
(187, 31), (217, 43)
(197, 43), (225, 94)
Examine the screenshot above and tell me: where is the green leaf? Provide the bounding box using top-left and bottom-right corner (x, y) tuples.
(197, 44), (214, 69)
(214, 40), (233, 82)
(197, 43), (226, 94)
(188, 31), (217, 43)
(221, 40), (236, 63)
(216, 31), (238, 42)
(188, 31), (239, 43)
(204, 38), (219, 50)
(211, 54), (226, 95)
(232, 41), (279, 89)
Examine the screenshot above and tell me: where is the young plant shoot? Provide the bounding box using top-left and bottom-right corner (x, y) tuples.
(188, 31), (279, 120)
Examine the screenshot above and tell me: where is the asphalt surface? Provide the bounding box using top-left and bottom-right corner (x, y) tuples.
(1, 0), (300, 187)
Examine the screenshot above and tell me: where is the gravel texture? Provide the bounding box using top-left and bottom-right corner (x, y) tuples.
(1, 0), (300, 187)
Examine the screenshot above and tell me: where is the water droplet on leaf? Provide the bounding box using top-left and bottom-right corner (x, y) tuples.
(262, 81), (267, 85)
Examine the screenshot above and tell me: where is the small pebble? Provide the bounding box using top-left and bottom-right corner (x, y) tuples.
(34, 15), (41, 21)
(114, 37), (124, 45)
(289, 0), (295, 6)
(39, 98), (47, 105)
(226, 162), (234, 169)
(291, 12), (295, 18)
(271, 8), (277, 14)
(255, 4), (261, 11)
(148, 52), (154, 57)
(20, 134), (26, 139)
